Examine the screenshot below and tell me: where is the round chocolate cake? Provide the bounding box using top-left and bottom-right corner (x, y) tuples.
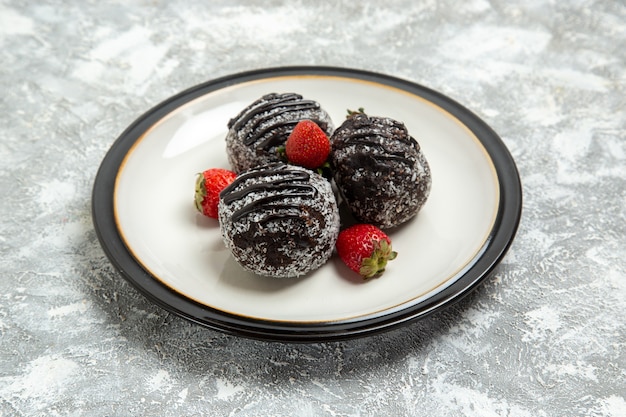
(330, 112), (431, 229)
(225, 93), (334, 173)
(218, 163), (340, 278)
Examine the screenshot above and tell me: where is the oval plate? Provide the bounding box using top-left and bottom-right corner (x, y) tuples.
(92, 66), (522, 342)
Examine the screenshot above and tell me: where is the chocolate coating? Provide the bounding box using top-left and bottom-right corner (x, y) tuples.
(225, 93), (334, 173)
(218, 163), (340, 278)
(330, 113), (431, 229)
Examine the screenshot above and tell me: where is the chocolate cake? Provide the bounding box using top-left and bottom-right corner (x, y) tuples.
(329, 112), (431, 229)
(225, 93), (334, 173)
(218, 163), (340, 278)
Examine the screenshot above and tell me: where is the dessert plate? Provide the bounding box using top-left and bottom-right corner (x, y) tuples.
(92, 66), (522, 341)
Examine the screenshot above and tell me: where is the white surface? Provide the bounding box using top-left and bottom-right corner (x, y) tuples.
(115, 76), (499, 322)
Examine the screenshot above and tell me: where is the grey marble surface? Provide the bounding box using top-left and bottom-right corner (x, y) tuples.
(1, 1), (625, 416)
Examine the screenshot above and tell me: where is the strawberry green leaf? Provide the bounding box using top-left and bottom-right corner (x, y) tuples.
(346, 107), (366, 117)
(358, 239), (397, 280)
(276, 145), (287, 161)
(194, 173), (207, 212)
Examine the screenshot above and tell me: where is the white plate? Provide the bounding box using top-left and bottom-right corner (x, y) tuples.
(92, 67), (522, 341)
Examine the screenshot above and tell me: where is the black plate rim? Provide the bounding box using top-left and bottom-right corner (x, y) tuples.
(91, 65), (522, 342)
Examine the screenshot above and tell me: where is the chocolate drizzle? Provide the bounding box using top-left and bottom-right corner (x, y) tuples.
(332, 122), (418, 167)
(229, 93), (304, 130)
(228, 93), (321, 151)
(246, 118), (328, 149)
(225, 92), (334, 174)
(220, 164), (316, 225)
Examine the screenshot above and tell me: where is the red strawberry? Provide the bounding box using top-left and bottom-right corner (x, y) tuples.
(285, 120), (331, 169)
(335, 224), (398, 280)
(195, 168), (237, 218)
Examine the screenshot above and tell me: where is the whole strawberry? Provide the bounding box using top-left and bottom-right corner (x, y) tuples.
(285, 119), (331, 169)
(335, 224), (398, 280)
(195, 168), (237, 218)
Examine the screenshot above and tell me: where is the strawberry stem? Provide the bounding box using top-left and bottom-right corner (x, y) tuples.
(317, 161), (333, 180)
(346, 107), (366, 118)
(359, 239), (397, 280)
(276, 145), (287, 161)
(194, 173), (207, 212)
